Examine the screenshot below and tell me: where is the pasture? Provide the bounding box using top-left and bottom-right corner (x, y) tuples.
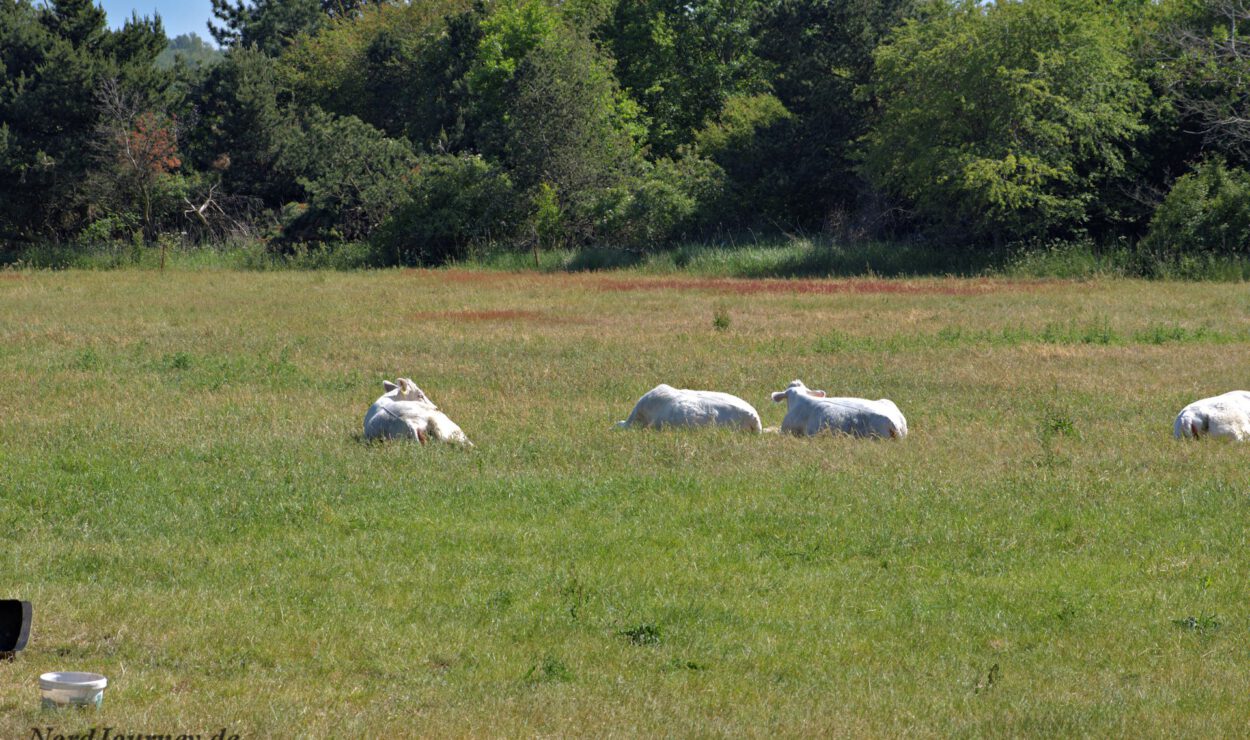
(1, 268), (1248, 736)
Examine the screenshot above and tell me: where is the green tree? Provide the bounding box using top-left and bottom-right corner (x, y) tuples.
(503, 27), (645, 242)
(1143, 158), (1250, 255)
(373, 153), (517, 265)
(86, 77), (184, 241)
(0, 0), (168, 239)
(187, 45), (299, 206)
(278, 0), (475, 145)
(751, 0), (920, 226)
(600, 0), (770, 155)
(278, 108), (417, 242)
(860, 0), (1149, 243)
(1154, 0), (1250, 162)
(209, 0), (379, 56)
(156, 32), (223, 69)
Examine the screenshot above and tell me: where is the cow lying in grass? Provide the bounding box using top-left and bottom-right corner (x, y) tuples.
(771, 379), (907, 439)
(1173, 391), (1250, 440)
(616, 384), (763, 432)
(364, 378), (474, 447)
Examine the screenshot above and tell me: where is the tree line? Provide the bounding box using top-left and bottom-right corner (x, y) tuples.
(2, 0), (1248, 267)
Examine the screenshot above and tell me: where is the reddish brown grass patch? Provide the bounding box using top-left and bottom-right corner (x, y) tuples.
(590, 276), (1014, 296)
(411, 309), (587, 324)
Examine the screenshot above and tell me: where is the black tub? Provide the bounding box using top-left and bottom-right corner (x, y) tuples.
(0, 600), (32, 658)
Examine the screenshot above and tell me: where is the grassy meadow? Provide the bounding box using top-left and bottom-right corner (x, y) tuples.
(1, 268), (1249, 736)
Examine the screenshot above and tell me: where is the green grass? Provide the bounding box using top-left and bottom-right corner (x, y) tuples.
(2, 269), (1249, 735)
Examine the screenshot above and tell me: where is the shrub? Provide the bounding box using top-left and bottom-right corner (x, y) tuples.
(1142, 159), (1250, 256)
(373, 153), (518, 265)
(597, 155), (726, 249)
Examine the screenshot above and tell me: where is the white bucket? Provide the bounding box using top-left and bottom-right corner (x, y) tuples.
(39, 672), (107, 708)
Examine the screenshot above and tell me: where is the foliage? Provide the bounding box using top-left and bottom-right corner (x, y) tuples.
(1154, 0), (1250, 161)
(692, 92), (791, 223)
(750, 0), (920, 225)
(373, 153), (517, 265)
(530, 181), (563, 257)
(208, 0), (378, 56)
(277, 0), (474, 143)
(3, 0), (1250, 266)
(277, 108), (418, 243)
(599, 0), (770, 155)
(156, 32), (223, 69)
(1142, 158), (1250, 255)
(87, 78), (184, 240)
(597, 154), (726, 248)
(186, 45), (299, 206)
(0, 0), (168, 239)
(502, 28), (645, 241)
(860, 0), (1149, 243)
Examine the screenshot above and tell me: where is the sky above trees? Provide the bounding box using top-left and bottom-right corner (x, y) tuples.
(100, 0), (215, 41)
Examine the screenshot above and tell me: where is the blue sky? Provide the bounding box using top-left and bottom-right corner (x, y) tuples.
(99, 0), (217, 43)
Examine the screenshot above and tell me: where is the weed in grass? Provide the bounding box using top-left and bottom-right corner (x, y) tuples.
(712, 306), (731, 332)
(1171, 614), (1221, 633)
(663, 659), (708, 672)
(1036, 401), (1079, 468)
(813, 330), (865, 354)
(72, 347), (99, 370)
(164, 351), (192, 370)
(1039, 407), (1077, 441)
(1132, 324), (1217, 345)
(619, 623), (662, 646)
(487, 590), (514, 611)
(524, 655), (573, 684)
(560, 573), (590, 622)
(974, 663), (1000, 694)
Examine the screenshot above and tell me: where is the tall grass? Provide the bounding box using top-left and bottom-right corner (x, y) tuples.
(10, 234), (1250, 280)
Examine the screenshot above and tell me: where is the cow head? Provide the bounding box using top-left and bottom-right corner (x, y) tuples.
(771, 379), (826, 403)
(383, 378), (436, 407)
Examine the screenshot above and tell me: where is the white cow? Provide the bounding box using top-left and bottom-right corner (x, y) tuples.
(1173, 391), (1250, 440)
(616, 384), (763, 432)
(363, 378), (474, 447)
(770, 379), (907, 439)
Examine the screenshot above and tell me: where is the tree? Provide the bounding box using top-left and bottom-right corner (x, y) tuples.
(209, 0), (381, 56)
(156, 32), (224, 69)
(860, 0), (1149, 243)
(502, 26), (645, 242)
(1142, 157), (1250, 255)
(278, 108), (417, 241)
(186, 46), (299, 206)
(88, 77), (183, 242)
(0, 0), (168, 239)
(277, 0), (475, 144)
(600, 0), (770, 155)
(373, 153), (518, 266)
(750, 0), (920, 227)
(1156, 0), (1250, 161)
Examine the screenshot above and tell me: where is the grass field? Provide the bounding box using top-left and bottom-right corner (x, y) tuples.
(1, 268), (1248, 736)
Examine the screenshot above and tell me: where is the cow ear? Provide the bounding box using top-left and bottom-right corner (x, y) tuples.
(810, 389), (827, 398)
(383, 380), (398, 392)
(771, 391), (787, 403)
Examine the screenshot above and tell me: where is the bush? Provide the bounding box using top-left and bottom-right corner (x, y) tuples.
(1142, 159), (1250, 256)
(597, 155), (726, 249)
(373, 153), (518, 265)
